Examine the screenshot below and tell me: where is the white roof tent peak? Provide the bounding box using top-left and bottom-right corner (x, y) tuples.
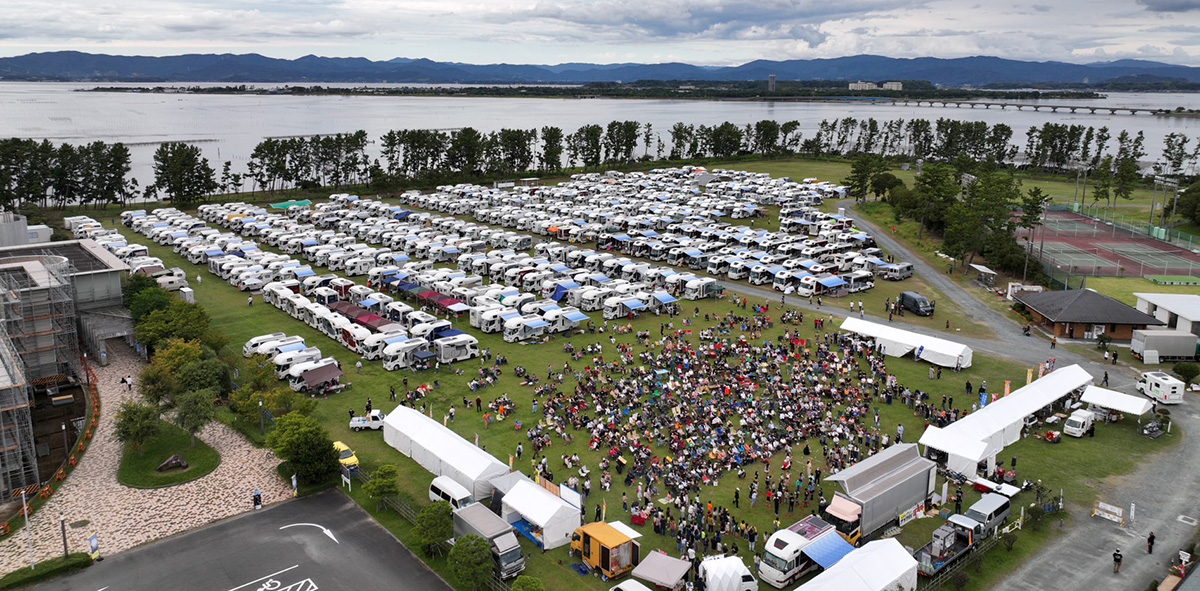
(839, 317), (972, 368)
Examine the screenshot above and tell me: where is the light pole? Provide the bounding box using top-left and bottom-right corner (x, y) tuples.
(258, 398), (264, 436)
(61, 422), (68, 455)
(59, 514), (68, 559)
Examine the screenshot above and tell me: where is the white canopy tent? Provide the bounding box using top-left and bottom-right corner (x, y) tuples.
(632, 551), (692, 590)
(920, 365), (1093, 474)
(1081, 385), (1154, 416)
(382, 405), (509, 500)
(499, 480), (580, 550)
(839, 317), (973, 368)
(917, 426), (989, 477)
(796, 538), (917, 591)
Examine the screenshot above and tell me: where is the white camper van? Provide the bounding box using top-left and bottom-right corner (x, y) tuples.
(1136, 372), (1185, 404)
(243, 333), (287, 357)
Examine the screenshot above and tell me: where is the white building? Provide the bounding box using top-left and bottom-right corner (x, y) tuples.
(882, 81), (904, 91)
(848, 82), (878, 91)
(1135, 293), (1200, 336)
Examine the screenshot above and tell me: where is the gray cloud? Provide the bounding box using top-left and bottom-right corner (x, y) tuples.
(1136, 0), (1200, 11)
(501, 0), (904, 41)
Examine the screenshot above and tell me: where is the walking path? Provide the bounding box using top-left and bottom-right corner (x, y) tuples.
(0, 343), (289, 572)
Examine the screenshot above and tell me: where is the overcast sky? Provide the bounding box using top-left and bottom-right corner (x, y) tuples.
(2, 0), (1198, 66)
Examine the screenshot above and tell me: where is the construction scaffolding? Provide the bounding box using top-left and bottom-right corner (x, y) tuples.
(0, 255), (79, 385)
(0, 293), (38, 497)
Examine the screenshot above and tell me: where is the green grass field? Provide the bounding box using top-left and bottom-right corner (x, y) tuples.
(1084, 276), (1200, 306)
(89, 187), (1184, 591)
(117, 421), (221, 488)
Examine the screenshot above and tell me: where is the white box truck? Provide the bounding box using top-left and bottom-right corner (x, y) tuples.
(452, 504), (526, 579)
(1131, 330), (1199, 364)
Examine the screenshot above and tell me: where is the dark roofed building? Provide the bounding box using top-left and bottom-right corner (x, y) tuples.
(1014, 288), (1164, 340)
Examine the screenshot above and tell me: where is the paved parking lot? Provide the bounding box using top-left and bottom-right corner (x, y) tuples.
(40, 490), (450, 591)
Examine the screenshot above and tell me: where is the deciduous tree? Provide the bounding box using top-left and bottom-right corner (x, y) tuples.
(265, 412), (339, 484)
(113, 401), (161, 454)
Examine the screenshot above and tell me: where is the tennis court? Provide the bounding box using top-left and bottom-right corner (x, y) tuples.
(1042, 218), (1103, 236)
(1096, 242), (1198, 269)
(1040, 242), (1113, 267)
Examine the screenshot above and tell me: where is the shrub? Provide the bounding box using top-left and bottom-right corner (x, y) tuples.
(949, 570), (970, 590)
(511, 576), (545, 591)
(1173, 362), (1199, 386)
(1002, 531), (1018, 551)
(1027, 505), (1046, 532)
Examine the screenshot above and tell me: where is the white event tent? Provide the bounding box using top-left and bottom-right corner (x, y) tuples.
(1081, 385), (1154, 416)
(796, 538), (918, 591)
(839, 317), (973, 368)
(499, 479), (581, 550)
(383, 405), (509, 500)
(919, 364), (1093, 474)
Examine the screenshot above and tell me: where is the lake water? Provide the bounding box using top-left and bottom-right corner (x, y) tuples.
(1, 82), (1196, 190)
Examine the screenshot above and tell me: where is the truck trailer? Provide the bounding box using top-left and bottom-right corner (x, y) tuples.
(1130, 329), (1199, 363)
(822, 443), (936, 546)
(452, 504), (527, 579)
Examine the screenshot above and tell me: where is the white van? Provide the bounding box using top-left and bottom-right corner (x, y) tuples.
(884, 262), (914, 280)
(157, 276), (190, 292)
(1136, 372), (1185, 404)
(243, 332), (286, 357)
(429, 476), (475, 509)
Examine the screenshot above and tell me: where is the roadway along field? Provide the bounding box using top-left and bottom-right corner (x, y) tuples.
(40, 489), (449, 591)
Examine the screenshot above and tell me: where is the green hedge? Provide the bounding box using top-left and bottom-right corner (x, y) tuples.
(274, 462), (338, 498)
(0, 553), (92, 589)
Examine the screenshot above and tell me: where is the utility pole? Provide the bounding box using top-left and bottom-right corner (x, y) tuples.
(22, 490), (33, 570)
(60, 514), (68, 558)
(258, 398), (264, 437)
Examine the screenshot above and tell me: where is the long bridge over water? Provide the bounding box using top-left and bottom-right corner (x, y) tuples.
(886, 99), (1163, 115)
(743, 95), (1167, 116)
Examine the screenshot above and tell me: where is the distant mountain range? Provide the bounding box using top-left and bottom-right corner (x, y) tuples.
(1, 51), (1198, 87)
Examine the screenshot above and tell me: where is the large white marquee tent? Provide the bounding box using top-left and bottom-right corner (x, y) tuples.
(383, 405), (509, 500)
(839, 317), (973, 368)
(919, 365), (1093, 474)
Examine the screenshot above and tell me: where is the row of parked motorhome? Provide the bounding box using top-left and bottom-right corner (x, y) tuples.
(117, 205), (488, 376)
(385, 168), (907, 299)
